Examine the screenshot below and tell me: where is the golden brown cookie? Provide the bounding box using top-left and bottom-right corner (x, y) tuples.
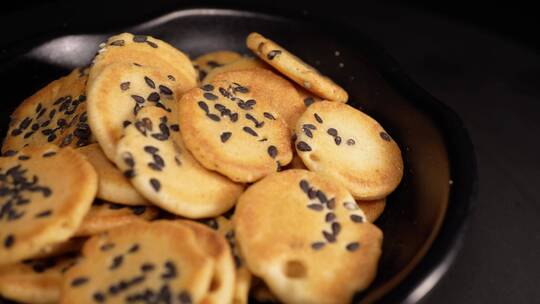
(209, 69), (305, 130)
(2, 68), (95, 153)
(87, 62), (180, 160)
(75, 201), (160, 237)
(295, 101), (404, 200)
(235, 169), (383, 303)
(203, 57), (270, 84)
(179, 80), (292, 182)
(78, 143), (149, 206)
(175, 220), (235, 304)
(0, 145), (97, 266)
(60, 221), (214, 304)
(0, 254), (80, 304)
(114, 106), (244, 218)
(193, 51), (243, 82)
(88, 32), (196, 94)
(246, 32), (348, 102)
(357, 198), (386, 223)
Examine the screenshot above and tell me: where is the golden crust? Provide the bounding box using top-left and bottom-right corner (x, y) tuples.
(246, 32), (348, 102)
(357, 198), (387, 223)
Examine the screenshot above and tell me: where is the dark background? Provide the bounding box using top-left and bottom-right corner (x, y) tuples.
(1, 1), (539, 303)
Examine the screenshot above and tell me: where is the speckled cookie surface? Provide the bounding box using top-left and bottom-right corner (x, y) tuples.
(60, 221), (214, 304)
(203, 57), (270, 84)
(87, 62), (180, 160)
(78, 143), (148, 206)
(75, 201), (159, 237)
(115, 106), (244, 218)
(246, 32), (348, 102)
(235, 169), (383, 304)
(201, 216), (252, 304)
(179, 80), (292, 182)
(2, 68), (95, 153)
(175, 220), (235, 304)
(0, 254), (80, 304)
(88, 32), (196, 94)
(193, 51), (242, 83)
(295, 101), (404, 200)
(357, 198), (386, 223)
(209, 69), (305, 130)
(0, 145), (97, 266)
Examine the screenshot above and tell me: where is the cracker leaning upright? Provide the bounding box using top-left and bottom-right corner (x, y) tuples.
(0, 145), (97, 266)
(179, 81), (293, 183)
(246, 32), (348, 102)
(235, 169), (383, 304)
(295, 101), (404, 200)
(60, 221), (215, 304)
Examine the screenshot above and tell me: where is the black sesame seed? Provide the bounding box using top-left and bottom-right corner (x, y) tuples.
(346, 242), (360, 251)
(150, 178), (161, 192)
(308, 188), (317, 199)
(23, 131), (34, 139)
(110, 39), (125, 46)
(147, 92), (160, 102)
(303, 128), (313, 138)
(331, 222), (341, 235)
(42, 151), (57, 158)
(11, 129), (22, 136)
(123, 153), (135, 167)
(109, 255), (123, 270)
(327, 198), (336, 210)
(296, 141), (312, 152)
(123, 169), (135, 178)
(347, 138), (356, 145)
(335, 136), (342, 145)
(314, 113), (323, 124)
(18, 155), (30, 161)
(267, 50), (282, 60)
(31, 123), (39, 131)
(316, 190), (327, 203)
(311, 242), (325, 250)
(120, 82), (130, 91)
(131, 206), (146, 215)
(380, 132), (392, 142)
(178, 291), (192, 304)
(207, 114), (221, 122)
(327, 128), (338, 136)
(131, 95), (145, 104)
(128, 243), (140, 253)
(144, 76), (156, 89)
(71, 277), (89, 287)
(144, 146), (159, 154)
(35, 210), (52, 218)
(242, 126), (258, 137)
(325, 212), (336, 222)
(203, 92), (218, 100)
(233, 84), (249, 93)
(141, 263), (155, 272)
(161, 260), (177, 280)
(263, 112), (276, 120)
(123, 120), (132, 128)
(230, 112), (239, 122)
(220, 132), (232, 143)
(153, 154), (165, 167)
(299, 180), (310, 193)
(197, 101), (209, 113)
(133, 35), (147, 42)
(207, 60), (222, 68)
(3, 150), (17, 156)
(159, 85), (173, 95)
(100, 243), (115, 251)
(307, 204), (324, 211)
(168, 75), (176, 81)
(19, 117), (32, 129)
(350, 214), (365, 223)
(170, 124), (180, 132)
(4, 235), (15, 248)
(93, 292), (105, 302)
(267, 145), (278, 158)
(323, 230), (336, 243)
(304, 97), (315, 107)
(146, 41), (158, 48)
(201, 84), (214, 92)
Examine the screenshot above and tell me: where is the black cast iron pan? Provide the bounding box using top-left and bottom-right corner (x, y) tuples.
(0, 4), (477, 303)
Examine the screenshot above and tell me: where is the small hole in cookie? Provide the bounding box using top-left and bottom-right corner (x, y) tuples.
(209, 276), (221, 292)
(309, 154), (319, 162)
(284, 260), (307, 278)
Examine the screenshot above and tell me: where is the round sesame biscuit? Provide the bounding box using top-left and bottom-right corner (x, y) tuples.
(87, 62), (181, 160)
(295, 101), (404, 200)
(88, 32), (196, 94)
(179, 80), (293, 183)
(78, 143), (149, 206)
(0, 145), (97, 266)
(202, 57), (270, 84)
(200, 216), (252, 304)
(74, 201), (159, 237)
(193, 51), (243, 83)
(60, 221), (214, 304)
(114, 106), (244, 218)
(209, 69), (306, 130)
(357, 198), (387, 223)
(0, 254), (80, 304)
(2, 68), (95, 154)
(175, 220), (235, 304)
(235, 169), (383, 304)
(246, 32), (349, 102)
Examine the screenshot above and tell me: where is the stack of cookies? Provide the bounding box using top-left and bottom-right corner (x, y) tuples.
(0, 32), (403, 304)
